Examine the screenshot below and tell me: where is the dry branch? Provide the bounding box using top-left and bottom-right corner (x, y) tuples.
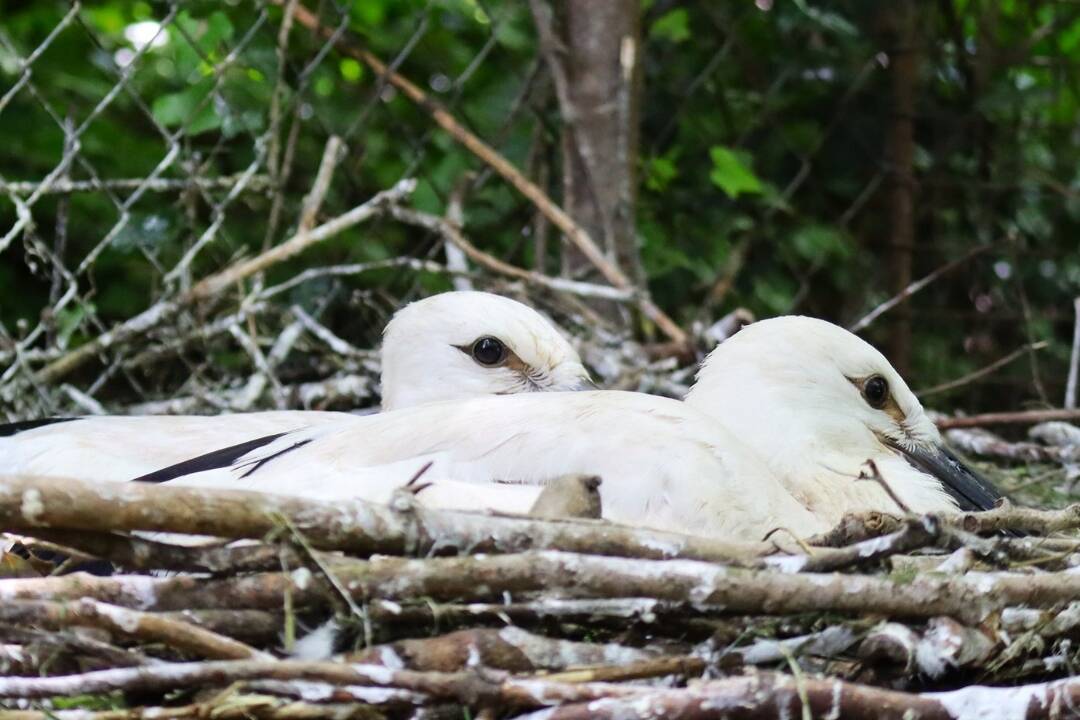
(848, 244), (989, 334)
(945, 427), (1080, 464)
(0, 658), (644, 707)
(0, 474), (781, 567)
(947, 502), (1080, 535)
(936, 408), (1080, 429)
(0, 598), (268, 660)
(0, 699), (384, 720)
(389, 206), (636, 302)
(5, 550), (1080, 625)
(346, 626), (654, 673)
(513, 670), (1079, 720)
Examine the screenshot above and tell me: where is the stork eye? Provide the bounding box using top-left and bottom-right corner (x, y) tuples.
(470, 336), (508, 367)
(863, 375), (889, 409)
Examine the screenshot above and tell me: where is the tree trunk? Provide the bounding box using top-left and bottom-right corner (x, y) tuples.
(530, 0), (643, 293)
(884, 0), (917, 375)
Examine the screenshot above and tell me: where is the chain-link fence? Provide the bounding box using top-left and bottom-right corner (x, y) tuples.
(0, 1), (607, 421)
(3, 1), (1079, 422)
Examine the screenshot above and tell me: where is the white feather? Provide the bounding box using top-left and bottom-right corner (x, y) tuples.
(0, 292), (590, 483)
(161, 316), (986, 539)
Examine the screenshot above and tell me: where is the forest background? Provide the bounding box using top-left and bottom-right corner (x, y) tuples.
(2, 0), (1078, 419)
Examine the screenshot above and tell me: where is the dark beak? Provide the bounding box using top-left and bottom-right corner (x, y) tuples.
(578, 374), (599, 390)
(888, 441), (1005, 512)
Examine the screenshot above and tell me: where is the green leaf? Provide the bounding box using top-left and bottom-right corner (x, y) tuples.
(651, 9), (690, 43)
(792, 0), (858, 37)
(709, 146), (763, 198)
(645, 155), (678, 192)
(791, 224), (852, 263)
(151, 82), (220, 134)
(339, 58), (363, 83)
(56, 302), (95, 350)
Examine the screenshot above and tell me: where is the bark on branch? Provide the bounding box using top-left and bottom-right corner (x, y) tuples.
(4, 550), (1080, 624)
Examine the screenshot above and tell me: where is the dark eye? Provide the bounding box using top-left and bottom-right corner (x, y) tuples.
(471, 336), (507, 367)
(863, 375), (889, 409)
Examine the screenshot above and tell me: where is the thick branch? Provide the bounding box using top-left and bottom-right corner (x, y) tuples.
(5, 551), (1080, 624)
(0, 474), (782, 567)
(0, 599), (267, 660)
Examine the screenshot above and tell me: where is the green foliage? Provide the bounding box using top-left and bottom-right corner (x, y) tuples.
(650, 9), (691, 44)
(50, 694), (125, 710)
(708, 147), (764, 199)
(2, 0), (1079, 410)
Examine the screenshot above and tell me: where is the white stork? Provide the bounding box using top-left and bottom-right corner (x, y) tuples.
(0, 292), (591, 483)
(141, 316), (1003, 540)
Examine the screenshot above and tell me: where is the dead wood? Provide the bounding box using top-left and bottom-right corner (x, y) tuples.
(0, 474), (780, 566)
(0, 598), (268, 660)
(936, 408), (1080, 429)
(345, 627), (653, 673)
(510, 669), (1077, 720)
(5, 551), (1080, 625)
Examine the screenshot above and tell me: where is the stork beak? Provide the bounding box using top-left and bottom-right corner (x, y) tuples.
(887, 440), (1005, 512)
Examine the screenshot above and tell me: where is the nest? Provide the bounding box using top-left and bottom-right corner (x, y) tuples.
(1, 442), (1080, 720)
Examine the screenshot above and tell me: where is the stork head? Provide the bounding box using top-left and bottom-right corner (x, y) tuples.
(686, 316), (1003, 515)
(379, 291), (591, 411)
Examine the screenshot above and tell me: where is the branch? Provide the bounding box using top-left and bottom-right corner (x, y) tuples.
(848, 244), (989, 333)
(514, 671), (1080, 720)
(346, 626), (654, 673)
(7, 550), (1080, 624)
(918, 341), (1048, 397)
(0, 658), (645, 706)
(0, 599), (268, 660)
(945, 426), (1080, 464)
(935, 408), (1080, 429)
(0, 474), (782, 567)
(389, 206), (636, 302)
(1067, 297), (1080, 409)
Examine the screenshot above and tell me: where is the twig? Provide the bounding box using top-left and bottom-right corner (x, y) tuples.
(0, 474), (782, 567)
(282, 2), (688, 348)
(935, 408), (1080, 429)
(918, 341), (1049, 397)
(346, 626), (654, 673)
(7, 550), (1080, 624)
(858, 459), (912, 515)
(0, 658), (647, 705)
(1067, 297), (1080, 409)
(298, 136), (344, 233)
(513, 670), (1080, 720)
(540, 657), (706, 688)
(0, 174), (273, 195)
(0, 699), (387, 720)
(848, 244), (989, 333)
(945, 427), (1080, 464)
(389, 206), (636, 302)
(13, 526), (309, 574)
(0, 598), (269, 660)
(944, 503), (1080, 535)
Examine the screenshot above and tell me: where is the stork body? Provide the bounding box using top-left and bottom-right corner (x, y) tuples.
(149, 391), (830, 540)
(144, 316), (1004, 540)
(0, 292), (590, 483)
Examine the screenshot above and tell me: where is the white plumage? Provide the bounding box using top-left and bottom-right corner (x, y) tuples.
(0, 292), (590, 483)
(150, 316), (1004, 540)
(684, 316), (1001, 525)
